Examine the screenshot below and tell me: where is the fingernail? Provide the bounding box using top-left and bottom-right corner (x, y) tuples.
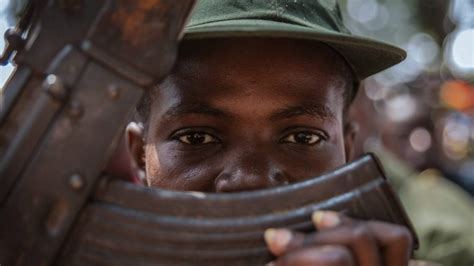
(264, 228), (276, 244)
(264, 228), (292, 249)
(312, 211), (341, 229)
(265, 262), (276, 266)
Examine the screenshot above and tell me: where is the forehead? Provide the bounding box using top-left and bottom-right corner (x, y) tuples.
(174, 38), (349, 90)
(151, 38), (350, 121)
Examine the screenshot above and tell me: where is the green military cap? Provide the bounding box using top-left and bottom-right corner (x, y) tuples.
(184, 0), (406, 80)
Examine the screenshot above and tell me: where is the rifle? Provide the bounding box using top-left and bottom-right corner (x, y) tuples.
(0, 1), (417, 265)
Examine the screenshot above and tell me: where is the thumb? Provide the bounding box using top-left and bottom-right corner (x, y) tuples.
(264, 228), (305, 256)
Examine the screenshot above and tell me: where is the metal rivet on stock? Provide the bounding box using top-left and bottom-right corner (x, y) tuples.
(69, 174), (84, 190)
(107, 84), (120, 100)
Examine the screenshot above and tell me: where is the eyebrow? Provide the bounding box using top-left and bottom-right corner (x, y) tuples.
(162, 103), (229, 121)
(270, 104), (336, 121)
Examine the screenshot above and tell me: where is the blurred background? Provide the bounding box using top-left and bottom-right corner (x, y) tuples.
(0, 0), (473, 195)
(339, 0), (474, 196)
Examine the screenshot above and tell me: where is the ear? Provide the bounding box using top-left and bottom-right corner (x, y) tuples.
(343, 121), (359, 162)
(126, 122), (146, 183)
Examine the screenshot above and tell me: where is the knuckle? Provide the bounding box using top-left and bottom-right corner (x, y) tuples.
(380, 224), (413, 248)
(320, 245), (354, 266)
(389, 225), (413, 246)
(280, 245), (354, 266)
(350, 224), (373, 243)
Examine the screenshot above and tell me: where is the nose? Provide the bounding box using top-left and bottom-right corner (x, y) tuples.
(214, 149), (289, 192)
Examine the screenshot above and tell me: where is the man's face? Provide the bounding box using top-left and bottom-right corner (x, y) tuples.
(129, 38), (354, 192)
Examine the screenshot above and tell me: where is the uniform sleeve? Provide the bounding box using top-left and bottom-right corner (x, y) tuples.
(396, 170), (474, 266)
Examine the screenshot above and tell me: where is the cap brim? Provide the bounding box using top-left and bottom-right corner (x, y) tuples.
(185, 19), (406, 80)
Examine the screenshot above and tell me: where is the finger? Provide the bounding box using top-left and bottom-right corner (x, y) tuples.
(266, 213), (412, 266)
(264, 228), (305, 256)
(271, 245), (355, 266)
(264, 226), (381, 266)
(309, 225), (382, 266)
(312, 211), (412, 266)
(367, 221), (413, 266)
(264, 211), (350, 256)
(312, 210), (345, 230)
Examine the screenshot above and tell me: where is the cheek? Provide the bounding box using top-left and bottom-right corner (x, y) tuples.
(326, 128), (347, 167)
(278, 132), (346, 181)
(144, 143), (160, 184)
(144, 142), (219, 191)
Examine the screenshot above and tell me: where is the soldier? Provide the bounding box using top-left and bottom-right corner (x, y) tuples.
(126, 1), (416, 265)
(349, 84), (474, 265)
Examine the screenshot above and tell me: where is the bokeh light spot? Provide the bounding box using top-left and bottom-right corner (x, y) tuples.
(347, 0), (379, 23)
(407, 33), (439, 66)
(440, 80), (474, 111)
(409, 127), (432, 153)
(451, 29), (474, 70)
(442, 116), (470, 160)
(385, 94), (417, 122)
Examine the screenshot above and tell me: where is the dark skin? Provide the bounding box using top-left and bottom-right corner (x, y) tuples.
(128, 38), (412, 265)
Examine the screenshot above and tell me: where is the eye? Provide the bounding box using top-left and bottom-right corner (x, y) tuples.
(282, 132), (322, 145)
(177, 132), (219, 145)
